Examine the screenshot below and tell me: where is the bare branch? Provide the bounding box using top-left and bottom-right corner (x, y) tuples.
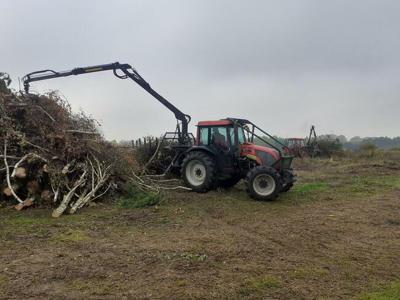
(69, 157), (111, 214)
(11, 153), (48, 178)
(141, 136), (164, 175)
(52, 169), (87, 218)
(0, 155), (21, 160)
(3, 140), (23, 204)
(24, 140), (50, 153)
(34, 105), (56, 122)
(65, 130), (98, 135)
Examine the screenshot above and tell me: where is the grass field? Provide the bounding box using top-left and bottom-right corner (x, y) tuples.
(1, 153), (400, 299)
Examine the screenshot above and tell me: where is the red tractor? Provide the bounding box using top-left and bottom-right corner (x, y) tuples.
(23, 62), (296, 200)
(286, 138), (306, 157)
(286, 126), (320, 158)
(178, 118), (295, 200)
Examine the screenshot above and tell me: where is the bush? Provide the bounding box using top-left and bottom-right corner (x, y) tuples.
(317, 138), (343, 157)
(118, 184), (160, 209)
(0, 73), (11, 93)
(359, 142), (378, 157)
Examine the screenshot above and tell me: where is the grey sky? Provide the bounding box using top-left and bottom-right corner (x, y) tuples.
(1, 0), (399, 139)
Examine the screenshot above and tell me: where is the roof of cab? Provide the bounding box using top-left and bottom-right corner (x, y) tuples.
(197, 118), (251, 127)
(197, 119), (232, 126)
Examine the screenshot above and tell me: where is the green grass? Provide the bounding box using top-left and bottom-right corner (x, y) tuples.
(357, 281), (400, 300)
(287, 175), (399, 201)
(54, 230), (89, 242)
(2, 215), (55, 226)
(292, 266), (330, 279)
(180, 252), (208, 262)
(342, 176), (400, 198)
(293, 182), (329, 194)
(174, 280), (188, 287)
(239, 275), (282, 296)
(0, 274), (8, 287)
(278, 181), (330, 205)
(0, 209), (95, 227)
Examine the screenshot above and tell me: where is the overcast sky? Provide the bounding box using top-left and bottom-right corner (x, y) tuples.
(1, 0), (399, 140)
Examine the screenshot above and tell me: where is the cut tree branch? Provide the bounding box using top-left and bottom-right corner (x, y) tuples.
(3, 140), (23, 204)
(11, 153), (48, 178)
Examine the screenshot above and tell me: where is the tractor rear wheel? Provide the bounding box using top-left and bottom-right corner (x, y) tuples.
(181, 151), (217, 192)
(246, 166), (281, 201)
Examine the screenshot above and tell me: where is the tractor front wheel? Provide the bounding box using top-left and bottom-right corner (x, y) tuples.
(181, 151), (217, 192)
(246, 166), (281, 201)
(281, 183), (293, 192)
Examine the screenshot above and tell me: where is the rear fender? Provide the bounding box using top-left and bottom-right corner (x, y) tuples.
(186, 146), (216, 158)
(171, 146), (216, 175)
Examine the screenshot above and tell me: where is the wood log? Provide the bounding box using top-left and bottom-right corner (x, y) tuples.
(15, 197), (34, 211)
(27, 181), (40, 195)
(40, 190), (52, 202)
(3, 187), (13, 197)
(3, 184), (19, 197)
(14, 167), (27, 179)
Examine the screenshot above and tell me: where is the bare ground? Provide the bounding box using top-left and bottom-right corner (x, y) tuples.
(1, 154), (400, 299)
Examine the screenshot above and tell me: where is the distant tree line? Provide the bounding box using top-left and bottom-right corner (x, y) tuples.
(113, 133), (400, 155)
(318, 134), (400, 150)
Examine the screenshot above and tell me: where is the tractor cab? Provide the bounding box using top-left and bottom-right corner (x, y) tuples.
(181, 118), (296, 200)
(195, 118), (292, 171)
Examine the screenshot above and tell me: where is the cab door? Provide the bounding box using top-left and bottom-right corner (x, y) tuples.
(209, 126), (234, 174)
(202, 126), (236, 174)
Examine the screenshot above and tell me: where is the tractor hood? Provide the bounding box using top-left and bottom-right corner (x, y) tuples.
(240, 143), (280, 167)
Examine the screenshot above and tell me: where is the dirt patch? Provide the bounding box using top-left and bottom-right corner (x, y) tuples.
(1, 157), (400, 299)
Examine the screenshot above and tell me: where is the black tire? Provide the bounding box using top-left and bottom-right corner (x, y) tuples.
(281, 169), (295, 192)
(245, 166), (282, 201)
(281, 183), (293, 193)
(181, 151), (217, 192)
(219, 175), (242, 189)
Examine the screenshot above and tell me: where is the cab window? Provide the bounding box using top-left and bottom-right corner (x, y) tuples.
(199, 127), (209, 145)
(238, 127), (246, 144)
(211, 127), (228, 144)
(229, 126), (235, 145)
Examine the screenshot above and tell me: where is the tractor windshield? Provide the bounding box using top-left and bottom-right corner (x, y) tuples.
(228, 125), (246, 145)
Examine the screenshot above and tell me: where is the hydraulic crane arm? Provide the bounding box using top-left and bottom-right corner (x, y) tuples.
(307, 125), (317, 146)
(22, 62), (191, 142)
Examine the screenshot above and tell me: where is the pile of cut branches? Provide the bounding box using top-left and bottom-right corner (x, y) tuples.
(0, 73), (132, 216)
(133, 136), (178, 175)
(0, 73), (191, 216)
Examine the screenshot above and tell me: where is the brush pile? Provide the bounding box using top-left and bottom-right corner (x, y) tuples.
(0, 73), (133, 216)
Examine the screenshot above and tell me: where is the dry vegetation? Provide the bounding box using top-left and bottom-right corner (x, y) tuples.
(0, 74), (130, 216)
(1, 152), (400, 299)
(0, 75), (179, 217)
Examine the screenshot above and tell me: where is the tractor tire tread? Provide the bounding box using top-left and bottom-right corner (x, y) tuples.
(245, 166), (282, 201)
(181, 151), (217, 193)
